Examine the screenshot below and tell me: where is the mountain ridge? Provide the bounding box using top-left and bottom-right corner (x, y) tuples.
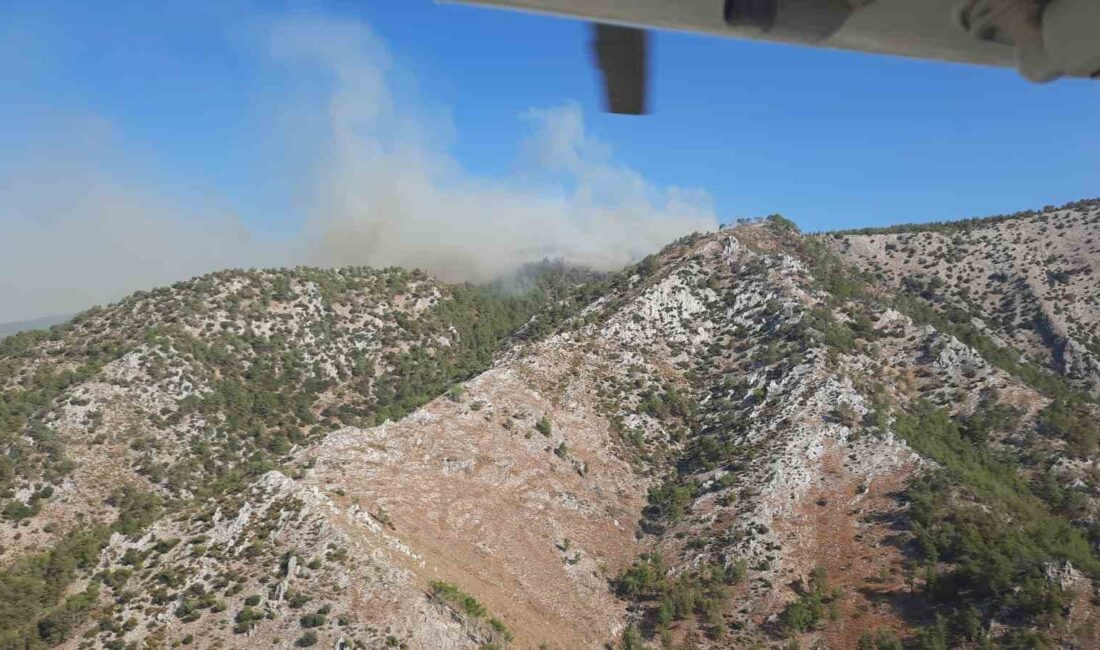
(2, 203), (1100, 649)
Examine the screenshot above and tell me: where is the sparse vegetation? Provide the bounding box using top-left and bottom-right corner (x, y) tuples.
(429, 580), (512, 642)
(616, 553), (741, 640)
(3, 200), (1100, 647)
(777, 567), (842, 638)
(894, 402), (1100, 644)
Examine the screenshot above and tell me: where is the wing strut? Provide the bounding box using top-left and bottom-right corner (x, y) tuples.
(591, 23), (648, 115)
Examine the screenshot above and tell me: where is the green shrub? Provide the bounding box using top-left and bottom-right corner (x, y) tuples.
(35, 584), (100, 645)
(616, 556), (732, 639)
(0, 525), (108, 646)
(299, 611), (326, 628)
(857, 629), (904, 650)
(430, 580), (486, 618)
(778, 567), (841, 637)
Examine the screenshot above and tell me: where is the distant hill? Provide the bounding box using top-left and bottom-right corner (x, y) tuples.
(0, 313), (71, 339)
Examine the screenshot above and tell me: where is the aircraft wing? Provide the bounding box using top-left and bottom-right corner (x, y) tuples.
(445, 0), (1098, 113)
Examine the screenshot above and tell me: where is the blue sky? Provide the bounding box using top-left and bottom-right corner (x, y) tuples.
(1, 0), (1098, 321)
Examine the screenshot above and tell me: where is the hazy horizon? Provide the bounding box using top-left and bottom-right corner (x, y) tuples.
(3, 1), (1097, 323)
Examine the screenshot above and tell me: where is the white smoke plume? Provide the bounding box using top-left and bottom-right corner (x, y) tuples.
(278, 14), (717, 282)
(0, 11), (718, 323)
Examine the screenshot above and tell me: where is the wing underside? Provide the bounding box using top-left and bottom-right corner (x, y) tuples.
(446, 0), (1016, 67)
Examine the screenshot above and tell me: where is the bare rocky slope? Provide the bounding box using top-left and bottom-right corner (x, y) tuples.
(3, 203), (1100, 650)
(822, 199), (1100, 393)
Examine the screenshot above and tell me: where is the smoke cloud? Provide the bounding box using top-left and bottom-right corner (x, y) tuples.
(0, 11), (718, 323)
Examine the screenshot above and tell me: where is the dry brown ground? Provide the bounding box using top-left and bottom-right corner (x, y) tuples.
(307, 360), (648, 648)
(772, 447), (919, 649)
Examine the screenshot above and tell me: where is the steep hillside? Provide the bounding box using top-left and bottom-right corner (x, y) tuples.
(823, 199), (1100, 393)
(0, 265), (591, 647)
(4, 208), (1100, 650)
